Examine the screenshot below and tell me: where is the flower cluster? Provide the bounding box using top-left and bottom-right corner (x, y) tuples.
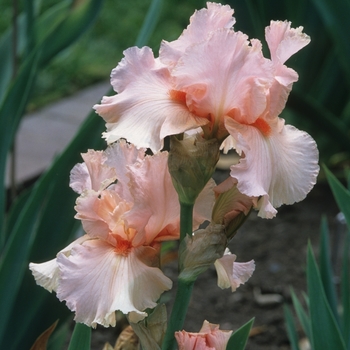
(94, 2), (319, 219)
(30, 1), (319, 346)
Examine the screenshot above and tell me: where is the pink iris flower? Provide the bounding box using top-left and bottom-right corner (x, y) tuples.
(29, 141), (214, 327)
(175, 320), (233, 350)
(94, 2), (319, 218)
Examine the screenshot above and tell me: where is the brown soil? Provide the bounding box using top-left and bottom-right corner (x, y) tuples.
(90, 173), (339, 350)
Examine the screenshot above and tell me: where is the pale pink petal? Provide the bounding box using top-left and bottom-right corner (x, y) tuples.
(56, 241), (172, 327)
(160, 2), (235, 67)
(70, 150), (117, 193)
(123, 151), (180, 246)
(173, 30), (273, 131)
(75, 189), (131, 240)
(225, 117), (319, 218)
(214, 249), (255, 291)
(93, 46), (206, 152)
(265, 21), (310, 117)
(29, 235), (91, 292)
(29, 258), (60, 293)
(175, 320), (232, 350)
(103, 140), (146, 203)
(265, 21), (310, 66)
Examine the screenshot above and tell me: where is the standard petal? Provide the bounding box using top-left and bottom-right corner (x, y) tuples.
(56, 241), (172, 328)
(173, 29), (273, 131)
(123, 151), (180, 246)
(214, 249), (255, 291)
(93, 46), (206, 152)
(160, 2), (235, 67)
(225, 117), (319, 218)
(70, 150), (117, 194)
(265, 21), (310, 66)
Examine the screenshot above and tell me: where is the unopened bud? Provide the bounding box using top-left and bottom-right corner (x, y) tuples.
(212, 180), (253, 240)
(168, 134), (220, 205)
(179, 224), (227, 282)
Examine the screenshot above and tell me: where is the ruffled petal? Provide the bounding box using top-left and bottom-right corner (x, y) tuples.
(94, 46), (206, 152)
(265, 21), (310, 117)
(69, 150), (117, 194)
(29, 235), (91, 292)
(225, 117), (319, 218)
(265, 20), (310, 66)
(160, 2), (235, 67)
(56, 241), (172, 327)
(173, 30), (273, 130)
(123, 151), (180, 246)
(214, 249), (255, 291)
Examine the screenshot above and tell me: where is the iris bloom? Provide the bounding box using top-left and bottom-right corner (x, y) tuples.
(175, 320), (233, 350)
(30, 141), (214, 327)
(94, 2), (319, 218)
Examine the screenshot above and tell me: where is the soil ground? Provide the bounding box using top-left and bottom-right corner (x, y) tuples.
(90, 172), (340, 350)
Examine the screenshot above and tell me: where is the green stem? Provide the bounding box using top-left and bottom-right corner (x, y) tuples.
(162, 201), (195, 350)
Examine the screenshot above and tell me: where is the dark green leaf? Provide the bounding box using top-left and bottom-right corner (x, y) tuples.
(319, 216), (339, 324)
(67, 323), (91, 350)
(284, 305), (300, 350)
(307, 243), (346, 350)
(226, 318), (254, 350)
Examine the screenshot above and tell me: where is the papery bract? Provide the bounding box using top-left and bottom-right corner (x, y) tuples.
(175, 320), (232, 350)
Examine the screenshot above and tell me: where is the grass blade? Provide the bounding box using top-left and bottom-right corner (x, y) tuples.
(307, 244), (346, 350)
(284, 304), (301, 350)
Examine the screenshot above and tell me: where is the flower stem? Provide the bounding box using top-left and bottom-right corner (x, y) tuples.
(161, 201), (195, 350)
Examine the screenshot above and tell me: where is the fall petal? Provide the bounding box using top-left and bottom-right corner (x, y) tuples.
(214, 249), (255, 291)
(56, 241), (172, 328)
(93, 46), (205, 152)
(29, 235), (91, 292)
(225, 117), (319, 218)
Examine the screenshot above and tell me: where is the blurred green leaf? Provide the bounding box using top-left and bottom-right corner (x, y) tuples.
(226, 318), (254, 350)
(307, 244), (346, 350)
(283, 305), (300, 350)
(341, 232), (350, 348)
(324, 166), (350, 228)
(319, 216), (339, 324)
(290, 290), (312, 346)
(311, 0), (350, 85)
(67, 323), (91, 350)
(0, 109), (105, 348)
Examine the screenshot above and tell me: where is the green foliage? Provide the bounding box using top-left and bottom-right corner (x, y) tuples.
(67, 323), (91, 350)
(226, 318), (254, 350)
(285, 166), (350, 349)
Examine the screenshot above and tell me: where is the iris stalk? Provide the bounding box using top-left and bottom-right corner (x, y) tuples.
(162, 202), (195, 350)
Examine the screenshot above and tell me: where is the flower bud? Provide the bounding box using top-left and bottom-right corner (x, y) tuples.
(212, 179), (254, 240)
(168, 134), (220, 205)
(179, 224), (227, 282)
